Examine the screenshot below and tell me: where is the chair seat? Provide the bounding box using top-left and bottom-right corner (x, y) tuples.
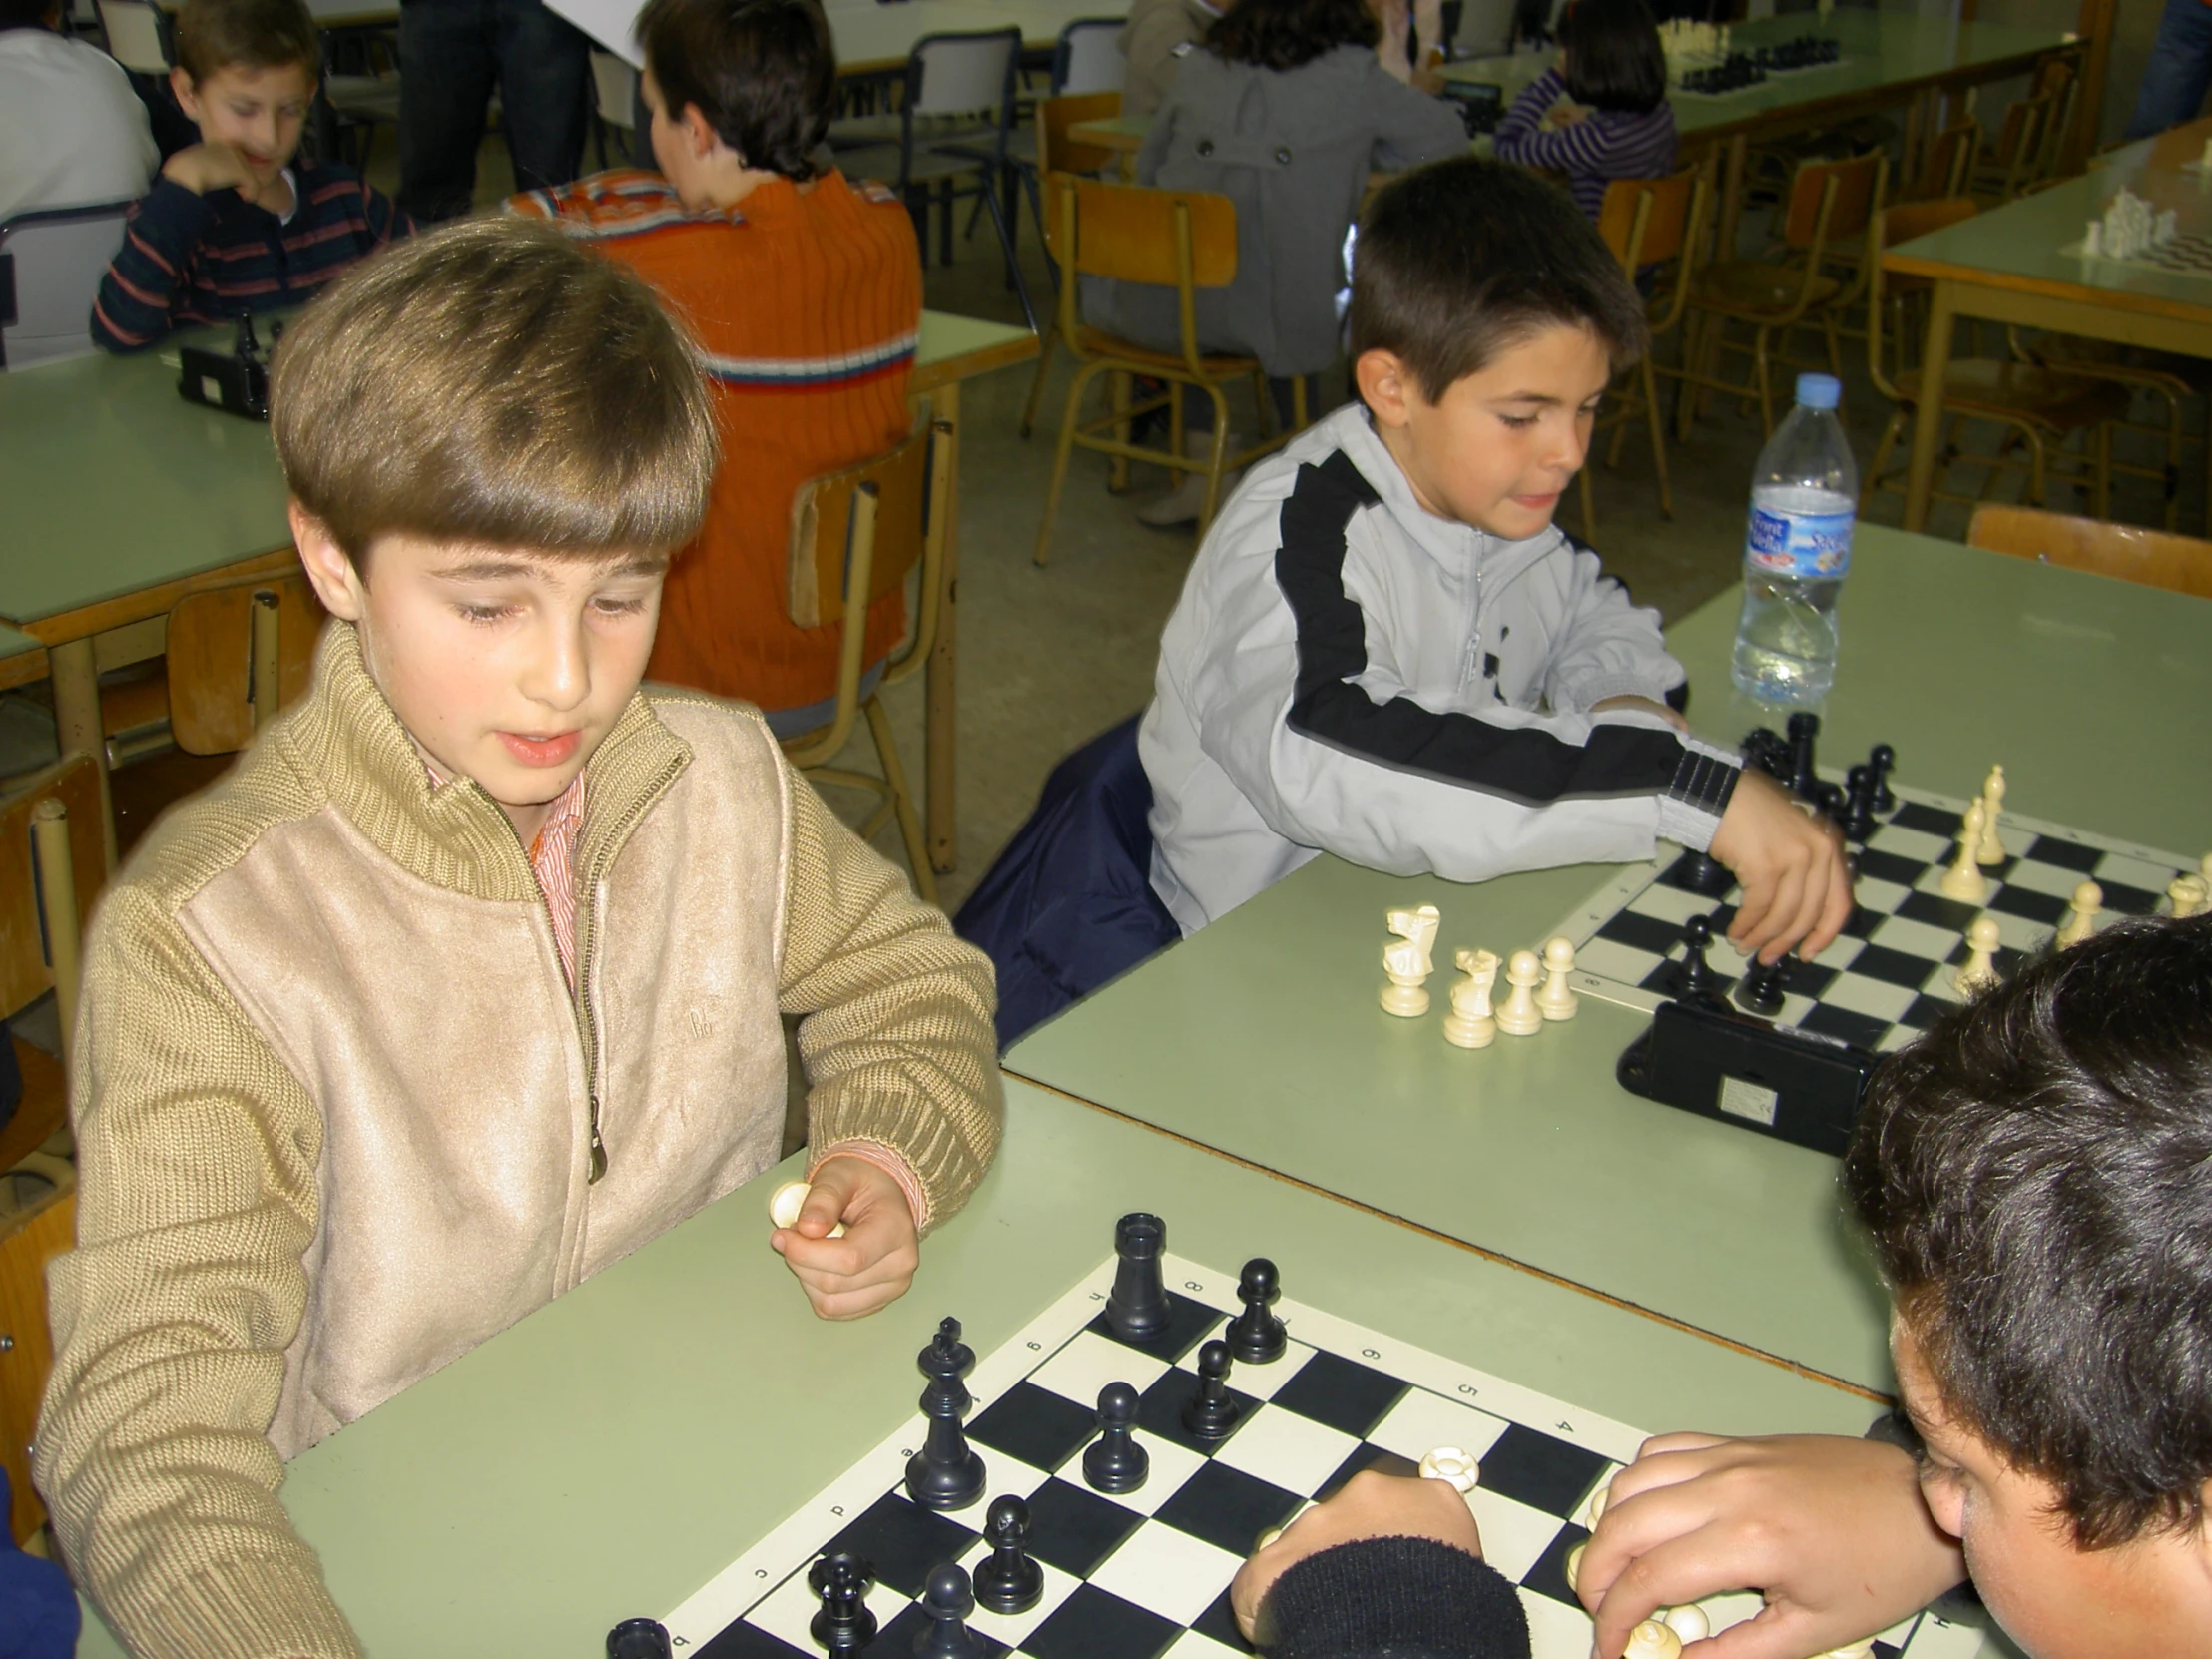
(1895, 358), (2133, 430)
(1691, 259), (1841, 317)
(325, 73), (401, 120)
(1071, 324), (1259, 378)
(831, 142), (1000, 187)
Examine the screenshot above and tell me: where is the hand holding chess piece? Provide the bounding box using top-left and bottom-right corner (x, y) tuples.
(1441, 948), (1500, 1049)
(1380, 905), (1442, 1017)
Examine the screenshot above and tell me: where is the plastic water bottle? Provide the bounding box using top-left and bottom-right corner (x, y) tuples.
(1730, 372), (1858, 705)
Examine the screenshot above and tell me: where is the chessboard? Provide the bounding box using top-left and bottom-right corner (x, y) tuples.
(645, 1239), (1980, 1659)
(1555, 779), (2200, 1055)
(2061, 232), (2212, 278)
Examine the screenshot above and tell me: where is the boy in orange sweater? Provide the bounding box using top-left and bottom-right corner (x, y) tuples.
(509, 0), (921, 735)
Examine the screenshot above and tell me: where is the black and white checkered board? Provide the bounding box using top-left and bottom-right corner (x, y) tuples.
(1558, 780), (2199, 1054)
(657, 1252), (1977, 1659)
(2063, 232), (2212, 277)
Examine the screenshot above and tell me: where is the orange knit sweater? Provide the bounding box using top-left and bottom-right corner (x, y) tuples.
(512, 170), (922, 714)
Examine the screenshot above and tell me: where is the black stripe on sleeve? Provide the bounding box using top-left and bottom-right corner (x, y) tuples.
(1272, 449), (1692, 809)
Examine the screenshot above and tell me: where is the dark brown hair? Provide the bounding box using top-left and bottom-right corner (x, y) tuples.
(637, 0), (837, 181)
(270, 220), (718, 563)
(1350, 155), (1647, 401)
(1558, 0), (1665, 116)
(1206, 0), (1377, 73)
(175, 0), (319, 84)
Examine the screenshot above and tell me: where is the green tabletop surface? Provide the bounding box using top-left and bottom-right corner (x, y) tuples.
(0, 626), (42, 662)
(1004, 525), (2212, 1394)
(0, 310), (1028, 632)
(71, 1077), (1962, 1658)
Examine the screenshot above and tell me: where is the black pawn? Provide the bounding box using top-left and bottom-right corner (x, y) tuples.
(1735, 953), (1787, 1016)
(1082, 1381), (1148, 1493)
(1672, 914), (1725, 1006)
(914, 1563), (983, 1659)
(1839, 764), (1878, 842)
(233, 310), (261, 362)
(809, 1551), (876, 1655)
(1226, 1258), (1287, 1364)
(607, 1618), (672, 1659)
(1105, 1213), (1171, 1343)
(1182, 1340), (1242, 1441)
(905, 1317), (986, 1511)
(1787, 711), (1821, 800)
(1867, 743), (1898, 814)
(1741, 726), (1791, 782)
(1677, 848), (1733, 897)
(972, 1494), (1043, 1615)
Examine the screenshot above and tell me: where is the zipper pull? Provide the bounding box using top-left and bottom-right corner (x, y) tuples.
(588, 1127), (607, 1183)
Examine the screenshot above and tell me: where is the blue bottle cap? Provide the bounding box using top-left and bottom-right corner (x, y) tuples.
(1795, 373), (1842, 410)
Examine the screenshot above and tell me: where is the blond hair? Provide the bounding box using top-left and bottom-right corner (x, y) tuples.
(270, 219), (719, 564)
(175, 0), (320, 84)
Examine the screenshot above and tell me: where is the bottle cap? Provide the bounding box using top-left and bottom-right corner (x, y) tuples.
(1795, 373), (1841, 410)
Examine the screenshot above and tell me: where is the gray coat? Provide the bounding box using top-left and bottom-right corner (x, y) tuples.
(1085, 45), (1466, 378)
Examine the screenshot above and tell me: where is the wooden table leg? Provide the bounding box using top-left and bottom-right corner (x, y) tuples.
(1720, 135), (1748, 263)
(1903, 281), (1956, 535)
(46, 637), (116, 872)
(925, 381), (960, 875)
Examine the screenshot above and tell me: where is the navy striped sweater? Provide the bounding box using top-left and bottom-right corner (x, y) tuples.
(91, 162), (410, 351)
(1492, 68), (1678, 221)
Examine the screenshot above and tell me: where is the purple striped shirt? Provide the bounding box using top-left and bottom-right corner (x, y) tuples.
(1492, 68), (1679, 220)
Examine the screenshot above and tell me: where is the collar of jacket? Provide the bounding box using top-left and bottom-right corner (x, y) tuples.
(269, 620), (693, 905)
(1327, 401), (1567, 596)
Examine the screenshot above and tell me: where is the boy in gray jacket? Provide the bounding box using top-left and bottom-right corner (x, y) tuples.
(1140, 158), (1853, 966)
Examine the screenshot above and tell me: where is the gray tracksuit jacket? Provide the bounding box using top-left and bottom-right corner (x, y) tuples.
(1139, 402), (1743, 934)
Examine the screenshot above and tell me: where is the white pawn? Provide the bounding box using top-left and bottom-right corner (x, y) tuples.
(1624, 1620), (1683, 1659)
(1939, 801), (1990, 903)
(1954, 915), (2001, 996)
(1442, 948), (1500, 1049)
(2056, 879), (2102, 948)
(1535, 935), (1579, 1021)
(1975, 766), (2007, 864)
(1418, 1446), (1480, 1492)
(1662, 1605), (1712, 1643)
(769, 1180), (846, 1238)
(1495, 949), (1544, 1036)
(1380, 904), (1441, 1017)
(2170, 873), (2209, 920)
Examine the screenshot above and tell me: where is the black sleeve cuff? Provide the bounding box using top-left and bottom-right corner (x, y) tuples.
(1256, 1535), (1531, 1659)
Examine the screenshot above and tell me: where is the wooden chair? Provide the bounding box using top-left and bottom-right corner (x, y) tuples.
(1018, 91), (1124, 440)
(1862, 200), (2128, 519)
(165, 573), (323, 755)
(0, 1187), (71, 1545)
(1675, 152), (1886, 441)
(781, 415), (954, 905)
(1966, 504), (2212, 600)
(1033, 175), (1302, 564)
(1969, 93), (2054, 206)
(1910, 118), (1979, 202)
(1579, 168), (1709, 534)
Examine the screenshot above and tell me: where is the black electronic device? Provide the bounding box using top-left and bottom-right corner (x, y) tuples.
(177, 312), (281, 421)
(1616, 994), (1877, 1156)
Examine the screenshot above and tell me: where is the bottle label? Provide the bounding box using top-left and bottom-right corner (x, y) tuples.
(1746, 506), (1854, 577)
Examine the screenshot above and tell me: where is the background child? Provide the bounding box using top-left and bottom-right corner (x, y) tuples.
(90, 0), (408, 350)
(0, 0), (158, 223)
(1492, 0), (1676, 222)
(38, 222), (999, 1659)
(509, 0), (921, 736)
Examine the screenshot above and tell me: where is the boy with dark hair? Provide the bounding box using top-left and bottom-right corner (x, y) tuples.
(90, 0), (408, 350)
(508, 0), (923, 736)
(1141, 156), (1850, 960)
(38, 220), (999, 1659)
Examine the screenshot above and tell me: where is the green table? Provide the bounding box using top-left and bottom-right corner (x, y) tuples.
(75, 1077), (1988, 1658)
(0, 628), (46, 696)
(1004, 525), (2212, 1395)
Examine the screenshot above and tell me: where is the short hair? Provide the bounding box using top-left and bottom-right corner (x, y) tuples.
(270, 220), (718, 565)
(0, 0), (61, 34)
(1558, 0), (1665, 115)
(1844, 915), (2212, 1548)
(1349, 156), (1649, 403)
(637, 0), (836, 181)
(174, 0), (319, 84)
(1205, 0), (1377, 73)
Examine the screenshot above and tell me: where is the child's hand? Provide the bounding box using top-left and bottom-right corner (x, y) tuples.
(1230, 1470), (1483, 1639)
(770, 1154), (920, 1321)
(161, 141), (251, 197)
(1577, 1433), (1967, 1659)
(1544, 100), (1591, 128)
(1709, 768), (1854, 965)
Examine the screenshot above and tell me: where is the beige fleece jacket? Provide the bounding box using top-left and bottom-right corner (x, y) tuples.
(34, 624), (1001, 1659)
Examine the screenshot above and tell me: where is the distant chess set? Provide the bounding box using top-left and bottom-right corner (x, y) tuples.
(1660, 21), (1843, 97)
(2062, 186), (2212, 276)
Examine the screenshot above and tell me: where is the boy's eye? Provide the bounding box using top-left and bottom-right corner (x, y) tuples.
(1497, 412), (1537, 430)
(592, 596), (648, 617)
(457, 603), (514, 624)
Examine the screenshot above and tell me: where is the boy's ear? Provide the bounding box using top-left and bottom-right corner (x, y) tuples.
(1356, 348), (1420, 430)
(681, 103), (722, 161)
(169, 65), (202, 120)
(289, 503), (367, 622)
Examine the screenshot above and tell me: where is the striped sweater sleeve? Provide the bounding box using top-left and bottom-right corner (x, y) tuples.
(1492, 70), (1679, 196)
(91, 179), (219, 352)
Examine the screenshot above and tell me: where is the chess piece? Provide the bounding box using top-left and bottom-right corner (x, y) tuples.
(1441, 948), (1500, 1049)
(1624, 1619), (1684, 1659)
(2057, 880), (2102, 948)
(2171, 873), (2209, 919)
(1106, 1213), (1171, 1343)
(1735, 953), (1786, 1015)
(2203, 851), (2212, 886)
(1939, 802), (1990, 903)
(1661, 1605), (1712, 1643)
(1741, 726), (1790, 782)
(1417, 1445), (1479, 1492)
(1671, 914), (1725, 1006)
(972, 1495), (1044, 1615)
(769, 1179), (844, 1239)
(1564, 1542), (1585, 1593)
(1975, 766), (2007, 863)
(1495, 949), (1543, 1036)
(1838, 765), (1878, 842)
(809, 1552), (877, 1655)
(1380, 904), (1442, 1016)
(1226, 1257), (1288, 1363)
(1954, 916), (2001, 996)
(905, 1318), (987, 1510)
(915, 1563), (985, 1659)
(1786, 711), (1821, 800)
(606, 1618), (673, 1659)
(1535, 936), (1578, 1021)
(1082, 1381), (1148, 1493)
(1867, 743), (1898, 813)
(1181, 1340), (1242, 1440)
(1675, 847), (1733, 897)
(1586, 1479), (1612, 1527)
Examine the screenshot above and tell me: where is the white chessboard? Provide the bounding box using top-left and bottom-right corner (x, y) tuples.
(2061, 231), (2212, 277)
(649, 1248), (1984, 1659)
(1548, 779), (2199, 1055)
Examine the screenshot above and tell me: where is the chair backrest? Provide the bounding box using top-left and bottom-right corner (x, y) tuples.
(0, 755), (100, 1050)
(1037, 90), (1121, 181)
(0, 1185), (75, 1544)
(0, 202), (131, 371)
(1992, 94), (2051, 197)
(1054, 17), (1126, 94)
(590, 49), (637, 129)
(1781, 151), (1882, 250)
(1966, 504), (2212, 600)
(165, 573), (324, 755)
(94, 0), (168, 72)
(908, 28), (1020, 117)
(1064, 175), (1236, 287)
(1867, 197), (1974, 391)
(1596, 169), (1707, 335)
(1916, 119), (1978, 200)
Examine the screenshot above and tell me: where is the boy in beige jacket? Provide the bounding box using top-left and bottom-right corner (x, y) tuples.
(35, 219), (1002, 1659)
